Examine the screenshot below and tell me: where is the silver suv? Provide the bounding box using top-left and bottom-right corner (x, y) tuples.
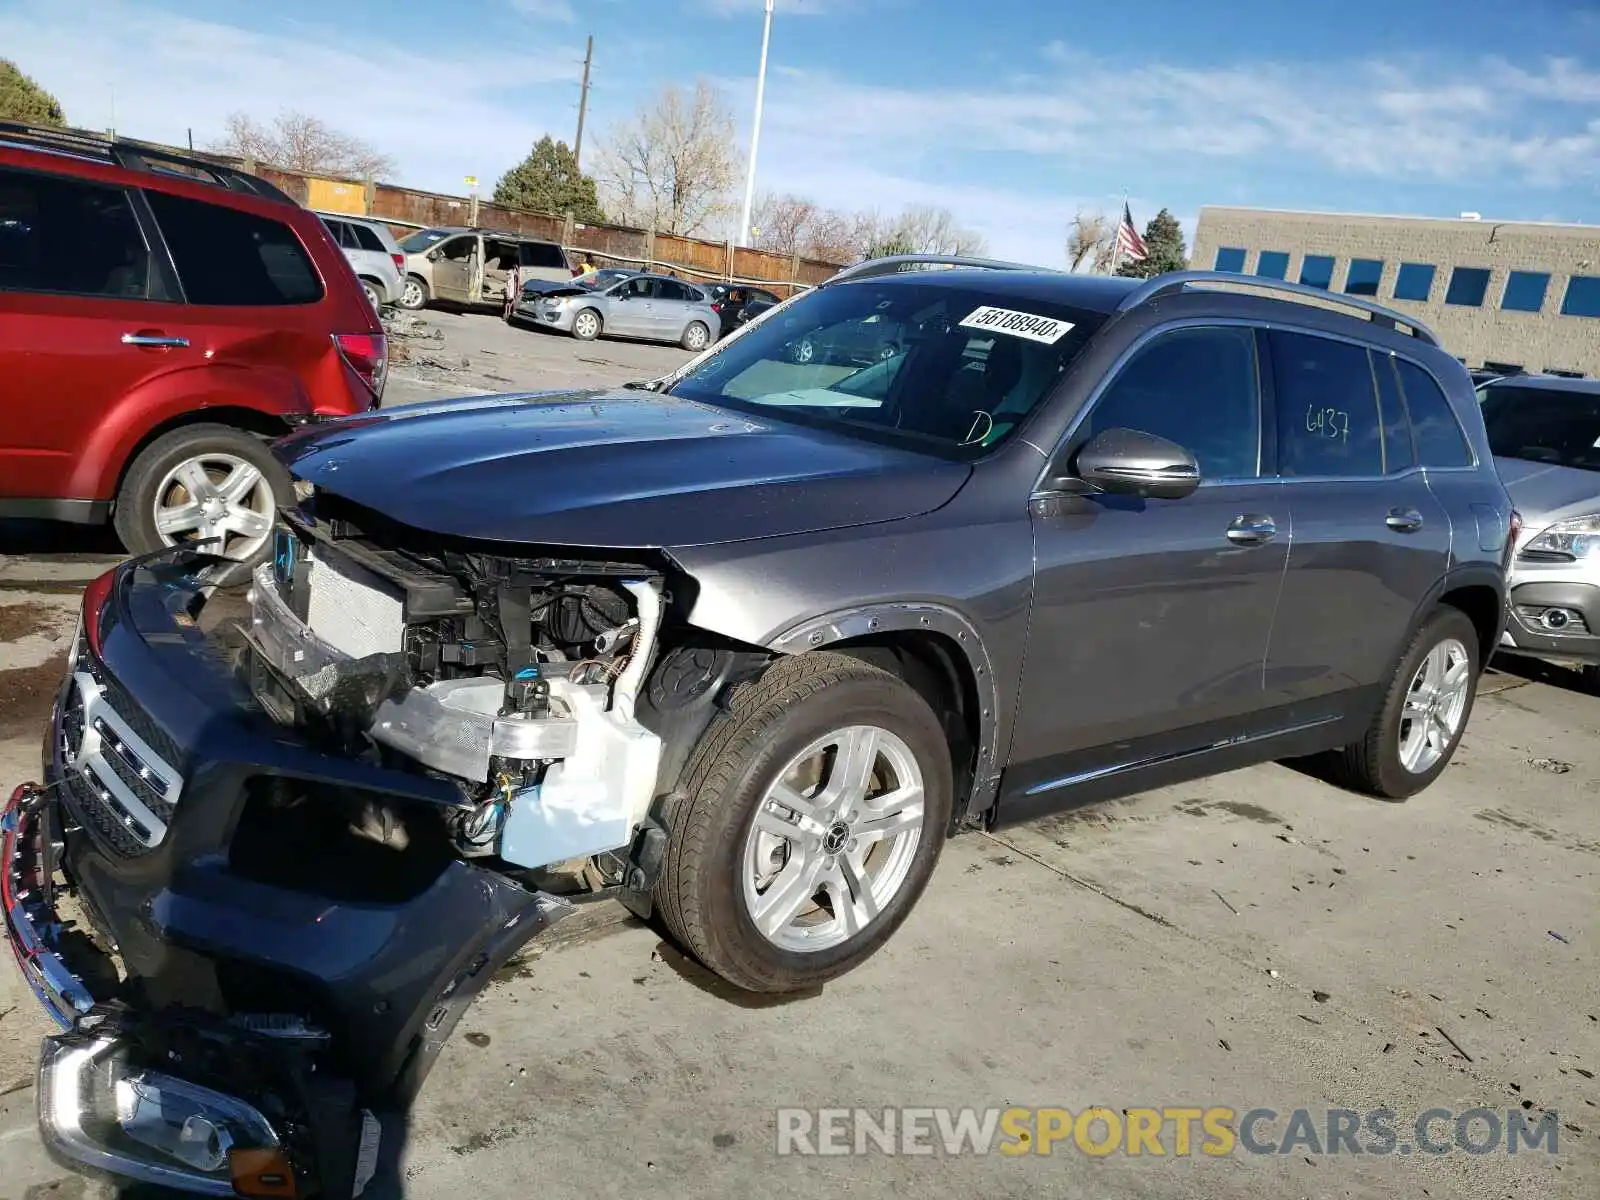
(316, 212), (404, 311)
(1482, 373), (1600, 684)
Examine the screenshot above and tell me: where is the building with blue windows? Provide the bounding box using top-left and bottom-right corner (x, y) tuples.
(1191, 207), (1600, 377)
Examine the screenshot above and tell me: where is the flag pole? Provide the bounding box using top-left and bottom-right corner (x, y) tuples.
(1107, 190), (1127, 275)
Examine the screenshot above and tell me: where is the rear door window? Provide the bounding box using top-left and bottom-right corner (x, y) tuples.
(1371, 353), (1416, 473)
(0, 166), (152, 299)
(145, 190), (322, 305)
(1270, 330), (1385, 477)
(1394, 359), (1473, 467)
(1085, 325), (1262, 480)
(519, 240), (567, 269)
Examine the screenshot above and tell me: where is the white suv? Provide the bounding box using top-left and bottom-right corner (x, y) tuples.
(317, 212), (405, 311)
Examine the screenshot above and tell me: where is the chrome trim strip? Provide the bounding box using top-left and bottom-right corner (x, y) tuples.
(66, 670), (180, 848)
(1022, 715), (1341, 798)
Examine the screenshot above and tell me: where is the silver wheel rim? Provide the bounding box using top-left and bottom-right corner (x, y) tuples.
(151, 453), (275, 562)
(796, 339), (814, 363)
(741, 724), (925, 953)
(402, 279), (423, 307)
(575, 312), (598, 338)
(880, 343), (896, 360)
(686, 323), (707, 349)
(363, 282), (381, 310)
(1398, 637), (1471, 774)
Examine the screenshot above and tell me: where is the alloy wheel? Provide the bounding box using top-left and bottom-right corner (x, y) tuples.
(741, 724), (926, 953)
(151, 454), (276, 562)
(1397, 637), (1471, 774)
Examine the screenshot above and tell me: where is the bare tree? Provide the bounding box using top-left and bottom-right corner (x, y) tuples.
(211, 111), (396, 179)
(594, 80), (741, 237)
(890, 205), (989, 257)
(749, 191), (820, 257)
(1066, 208), (1115, 272)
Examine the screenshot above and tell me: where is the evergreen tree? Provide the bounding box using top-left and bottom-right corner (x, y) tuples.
(1117, 207), (1188, 279)
(0, 60), (65, 127)
(493, 136), (605, 222)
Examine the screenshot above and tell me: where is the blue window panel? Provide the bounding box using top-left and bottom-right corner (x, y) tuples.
(1561, 276), (1600, 317)
(1445, 267), (1491, 307)
(1299, 254), (1335, 290)
(1344, 258), (1383, 296)
(1214, 246), (1247, 273)
(1393, 262), (1436, 302)
(1501, 271), (1550, 313)
(1256, 250), (1289, 279)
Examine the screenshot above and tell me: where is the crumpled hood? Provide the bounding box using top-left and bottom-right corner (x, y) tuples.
(273, 389), (970, 548)
(1496, 456), (1600, 528)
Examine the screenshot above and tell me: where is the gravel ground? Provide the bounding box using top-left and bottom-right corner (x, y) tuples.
(0, 307), (1594, 1199)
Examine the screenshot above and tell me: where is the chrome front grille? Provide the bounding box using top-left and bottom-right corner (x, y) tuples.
(58, 662), (183, 855)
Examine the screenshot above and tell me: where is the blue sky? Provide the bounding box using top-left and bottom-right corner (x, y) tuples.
(5, 0), (1600, 263)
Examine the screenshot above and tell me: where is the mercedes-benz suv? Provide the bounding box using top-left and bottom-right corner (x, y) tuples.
(4, 256), (1514, 1197)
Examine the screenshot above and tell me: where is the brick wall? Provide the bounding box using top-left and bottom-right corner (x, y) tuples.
(1192, 207), (1600, 376)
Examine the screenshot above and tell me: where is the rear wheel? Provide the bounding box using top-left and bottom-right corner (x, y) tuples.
(359, 278), (383, 311)
(398, 276), (429, 311)
(1340, 606), (1479, 799)
(113, 424), (290, 583)
(571, 308), (602, 341)
(681, 320), (710, 351)
(655, 652), (952, 993)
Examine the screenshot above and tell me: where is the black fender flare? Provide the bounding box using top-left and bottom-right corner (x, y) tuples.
(766, 601), (1005, 818)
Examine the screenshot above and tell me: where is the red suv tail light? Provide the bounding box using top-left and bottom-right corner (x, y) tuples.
(391, 253), (405, 272)
(333, 332), (388, 404)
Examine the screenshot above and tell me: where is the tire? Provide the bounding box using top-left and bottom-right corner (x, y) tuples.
(681, 320), (710, 351)
(791, 337), (817, 364)
(655, 652), (953, 993)
(359, 278), (383, 312)
(1339, 606), (1479, 800)
(398, 275), (429, 311)
(571, 308), (602, 341)
(113, 424), (291, 586)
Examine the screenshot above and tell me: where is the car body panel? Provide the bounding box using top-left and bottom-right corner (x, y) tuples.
(273, 389), (973, 547)
(0, 147), (380, 513)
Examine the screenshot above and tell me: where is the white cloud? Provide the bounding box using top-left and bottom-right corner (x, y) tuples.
(511, 0), (576, 20)
(0, 0), (589, 194)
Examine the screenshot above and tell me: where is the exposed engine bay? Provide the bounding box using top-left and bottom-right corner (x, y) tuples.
(243, 501), (667, 876)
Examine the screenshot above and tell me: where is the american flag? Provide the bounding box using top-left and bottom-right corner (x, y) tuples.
(1115, 203), (1147, 262)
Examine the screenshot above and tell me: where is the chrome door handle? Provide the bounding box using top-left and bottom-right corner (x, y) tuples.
(1227, 514), (1277, 545)
(1386, 507), (1424, 533)
(121, 333), (189, 348)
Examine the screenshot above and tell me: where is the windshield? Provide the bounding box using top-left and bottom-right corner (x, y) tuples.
(398, 228), (452, 254)
(581, 268), (633, 291)
(666, 278), (1103, 458)
(1480, 384), (1600, 471)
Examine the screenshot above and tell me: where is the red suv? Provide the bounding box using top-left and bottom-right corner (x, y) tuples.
(0, 124), (386, 575)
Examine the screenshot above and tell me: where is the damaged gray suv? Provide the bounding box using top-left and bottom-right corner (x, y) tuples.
(4, 256), (1515, 1197)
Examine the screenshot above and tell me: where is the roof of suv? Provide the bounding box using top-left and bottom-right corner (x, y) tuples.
(847, 267), (1139, 315)
(1478, 373), (1600, 395)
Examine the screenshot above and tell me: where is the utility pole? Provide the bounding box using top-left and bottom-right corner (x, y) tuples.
(737, 0), (775, 248)
(573, 34), (594, 170)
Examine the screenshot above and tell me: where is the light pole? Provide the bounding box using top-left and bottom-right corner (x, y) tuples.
(737, 0), (775, 248)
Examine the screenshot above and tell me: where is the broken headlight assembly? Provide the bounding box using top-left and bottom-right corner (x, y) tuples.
(38, 1035), (287, 1196)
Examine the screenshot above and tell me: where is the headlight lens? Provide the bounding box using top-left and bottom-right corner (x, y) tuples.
(1525, 514), (1600, 559)
(39, 1036), (283, 1194)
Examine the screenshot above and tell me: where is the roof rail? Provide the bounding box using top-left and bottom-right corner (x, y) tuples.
(0, 122), (298, 206)
(829, 253), (1056, 284)
(1115, 270), (1440, 347)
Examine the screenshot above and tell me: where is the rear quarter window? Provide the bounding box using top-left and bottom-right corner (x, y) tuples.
(146, 190), (323, 306)
(519, 240), (567, 269)
(1395, 360), (1473, 467)
(351, 223), (387, 253)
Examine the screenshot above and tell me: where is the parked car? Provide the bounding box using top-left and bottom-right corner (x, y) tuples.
(316, 211), (406, 311)
(787, 311), (903, 365)
(0, 122), (386, 578)
(395, 225), (569, 311)
(3, 257), (1514, 1198)
(516, 270), (718, 349)
(706, 282), (781, 338)
(510, 266), (637, 312)
(1480, 373), (1600, 686)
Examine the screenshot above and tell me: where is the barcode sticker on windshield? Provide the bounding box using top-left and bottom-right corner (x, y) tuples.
(960, 305), (1075, 344)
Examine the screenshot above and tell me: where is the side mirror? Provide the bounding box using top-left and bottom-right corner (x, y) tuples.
(1045, 428), (1201, 500)
(425, 250), (441, 262)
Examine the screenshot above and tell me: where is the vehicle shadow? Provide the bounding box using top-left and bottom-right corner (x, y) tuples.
(0, 519), (126, 559)
(1487, 650), (1595, 696)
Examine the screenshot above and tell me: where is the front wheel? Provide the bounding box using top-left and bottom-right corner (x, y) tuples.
(398, 276), (429, 311)
(655, 652), (953, 993)
(571, 308), (602, 341)
(113, 424), (291, 585)
(681, 320), (710, 351)
(1340, 606), (1479, 799)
